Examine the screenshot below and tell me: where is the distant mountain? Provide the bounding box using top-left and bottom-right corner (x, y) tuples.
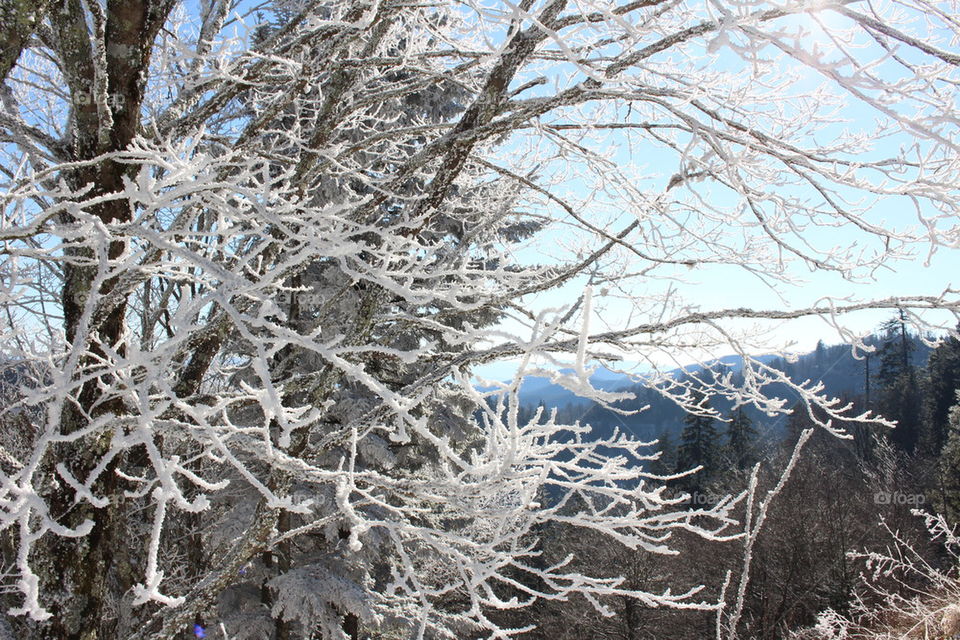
(514, 354), (781, 410)
(515, 366), (632, 406)
(509, 333), (934, 444)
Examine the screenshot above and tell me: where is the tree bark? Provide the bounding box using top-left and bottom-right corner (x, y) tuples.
(0, 0), (51, 85)
(34, 2), (174, 637)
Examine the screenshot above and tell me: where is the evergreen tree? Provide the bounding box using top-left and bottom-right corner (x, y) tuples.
(676, 397), (720, 500)
(921, 332), (960, 456)
(878, 313), (914, 371)
(725, 408), (760, 471)
(649, 430), (678, 478)
(516, 403), (536, 427)
(932, 391), (960, 527)
(875, 311), (922, 454)
(785, 401), (815, 448)
(841, 393), (878, 463)
(815, 339), (827, 368)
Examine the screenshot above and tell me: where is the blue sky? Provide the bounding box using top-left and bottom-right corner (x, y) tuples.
(470, 1), (960, 380)
(162, 0), (958, 380)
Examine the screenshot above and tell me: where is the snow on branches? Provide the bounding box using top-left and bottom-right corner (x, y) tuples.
(0, 0), (958, 637)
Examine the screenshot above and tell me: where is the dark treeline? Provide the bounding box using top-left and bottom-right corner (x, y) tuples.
(504, 315), (960, 640)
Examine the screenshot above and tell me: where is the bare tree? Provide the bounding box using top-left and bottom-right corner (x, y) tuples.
(0, 0), (959, 638)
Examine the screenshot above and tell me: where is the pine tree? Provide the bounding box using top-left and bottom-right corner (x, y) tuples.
(188, 14), (516, 638)
(815, 339), (827, 368)
(649, 430), (678, 478)
(932, 391), (960, 527)
(921, 332), (960, 456)
(875, 312), (922, 454)
(784, 401), (816, 448)
(676, 397), (720, 500)
(725, 408), (760, 471)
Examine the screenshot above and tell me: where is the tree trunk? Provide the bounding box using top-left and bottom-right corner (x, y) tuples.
(34, 2), (173, 637)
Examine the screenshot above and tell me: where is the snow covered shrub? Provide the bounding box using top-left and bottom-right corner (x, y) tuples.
(793, 512), (960, 640)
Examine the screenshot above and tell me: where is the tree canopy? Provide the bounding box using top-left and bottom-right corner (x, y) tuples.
(0, 0), (959, 638)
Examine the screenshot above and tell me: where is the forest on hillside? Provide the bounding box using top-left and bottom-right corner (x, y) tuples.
(510, 315), (960, 639)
